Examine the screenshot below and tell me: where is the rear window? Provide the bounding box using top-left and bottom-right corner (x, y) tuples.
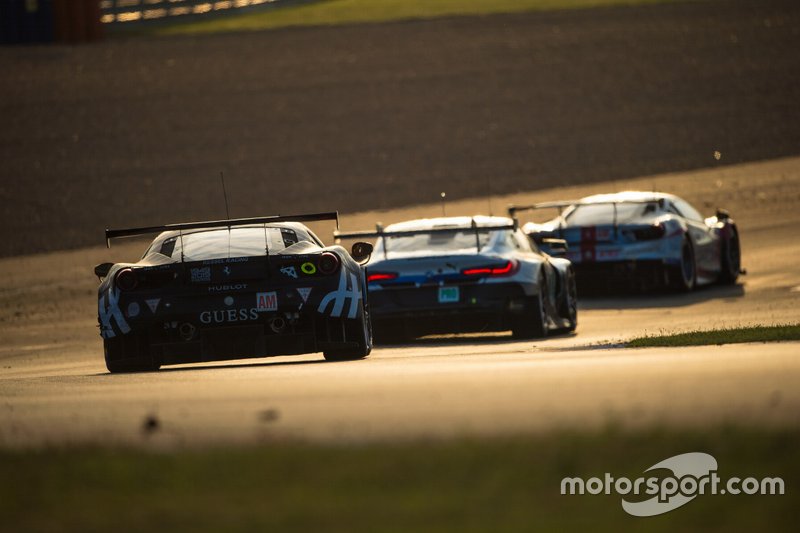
(564, 202), (660, 225)
(378, 229), (499, 254)
(167, 226), (311, 261)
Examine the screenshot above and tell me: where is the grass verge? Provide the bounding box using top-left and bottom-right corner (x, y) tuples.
(627, 324), (800, 348)
(1, 425), (797, 532)
(147, 0), (686, 36)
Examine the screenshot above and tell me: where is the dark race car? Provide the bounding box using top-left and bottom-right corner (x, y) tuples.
(510, 191), (743, 292)
(95, 213), (374, 373)
(335, 216), (577, 343)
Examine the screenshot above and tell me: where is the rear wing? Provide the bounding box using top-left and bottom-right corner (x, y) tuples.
(508, 198), (665, 238)
(105, 212), (340, 248)
(334, 218), (518, 257)
(508, 198), (665, 218)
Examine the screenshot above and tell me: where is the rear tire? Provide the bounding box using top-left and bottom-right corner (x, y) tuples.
(323, 302), (372, 361)
(558, 267), (578, 332)
(668, 236), (697, 292)
(104, 333), (160, 373)
(718, 227), (741, 285)
(512, 290), (547, 340)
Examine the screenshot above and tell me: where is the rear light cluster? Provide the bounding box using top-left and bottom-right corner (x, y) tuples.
(462, 260), (518, 277)
(632, 224), (666, 241)
(318, 252), (341, 275)
(367, 272), (398, 283)
(115, 268), (138, 291)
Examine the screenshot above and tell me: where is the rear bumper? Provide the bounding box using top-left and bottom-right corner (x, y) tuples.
(105, 314), (360, 366)
(369, 282), (528, 335)
(572, 260), (669, 290)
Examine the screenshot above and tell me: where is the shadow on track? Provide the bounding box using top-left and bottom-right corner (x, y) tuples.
(377, 329), (578, 349)
(91, 357), (328, 376)
(578, 282), (745, 310)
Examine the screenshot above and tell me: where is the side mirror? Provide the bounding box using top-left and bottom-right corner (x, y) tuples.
(541, 238), (568, 255)
(715, 208), (730, 220)
(94, 262), (113, 279)
(350, 242), (373, 264)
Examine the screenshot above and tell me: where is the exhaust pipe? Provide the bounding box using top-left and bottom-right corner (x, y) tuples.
(179, 322), (196, 341)
(269, 317), (286, 334)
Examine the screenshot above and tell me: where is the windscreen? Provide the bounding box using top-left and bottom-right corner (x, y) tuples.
(564, 202), (660, 225)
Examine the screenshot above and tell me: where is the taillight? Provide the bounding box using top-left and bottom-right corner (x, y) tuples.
(632, 223), (666, 241)
(462, 260), (518, 277)
(367, 272), (398, 283)
(318, 252), (340, 275)
(115, 268), (138, 291)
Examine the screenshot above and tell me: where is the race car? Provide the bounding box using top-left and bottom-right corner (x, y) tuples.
(95, 213), (374, 373)
(509, 191), (742, 292)
(334, 216), (577, 343)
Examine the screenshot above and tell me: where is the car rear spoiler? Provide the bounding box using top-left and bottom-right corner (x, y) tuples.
(508, 198), (665, 239)
(105, 211), (340, 248)
(334, 218), (518, 258)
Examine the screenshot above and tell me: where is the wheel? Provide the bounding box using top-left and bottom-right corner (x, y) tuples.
(718, 227), (741, 285)
(104, 333), (160, 373)
(512, 284), (548, 340)
(668, 236), (697, 292)
(323, 301), (372, 361)
(558, 267), (578, 332)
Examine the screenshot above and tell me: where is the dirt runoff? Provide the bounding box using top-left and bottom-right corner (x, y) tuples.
(1, 0), (799, 256)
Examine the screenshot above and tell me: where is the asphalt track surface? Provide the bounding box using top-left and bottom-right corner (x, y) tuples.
(1, 0), (800, 256)
(1, 157), (799, 448)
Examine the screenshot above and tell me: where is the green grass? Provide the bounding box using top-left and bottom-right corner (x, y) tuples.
(2, 426), (797, 532)
(627, 324), (800, 348)
(148, 0), (686, 36)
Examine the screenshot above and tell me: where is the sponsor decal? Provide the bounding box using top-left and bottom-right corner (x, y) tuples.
(199, 308), (260, 324)
(208, 283), (247, 292)
(202, 257), (249, 265)
(318, 268), (361, 319)
(297, 287), (312, 302)
(256, 291), (278, 312)
(280, 265), (298, 279)
(126, 301), (140, 318)
(223, 266), (231, 276)
(98, 288), (130, 339)
(191, 267), (211, 283)
(145, 298), (160, 313)
(300, 262), (317, 275)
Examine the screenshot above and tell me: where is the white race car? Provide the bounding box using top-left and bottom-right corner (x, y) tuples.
(510, 191), (742, 292)
(335, 216), (577, 343)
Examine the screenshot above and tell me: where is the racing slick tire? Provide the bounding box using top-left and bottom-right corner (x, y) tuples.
(668, 236), (697, 292)
(512, 288), (547, 340)
(323, 302), (372, 362)
(718, 226), (741, 285)
(557, 267), (578, 332)
(104, 333), (161, 373)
